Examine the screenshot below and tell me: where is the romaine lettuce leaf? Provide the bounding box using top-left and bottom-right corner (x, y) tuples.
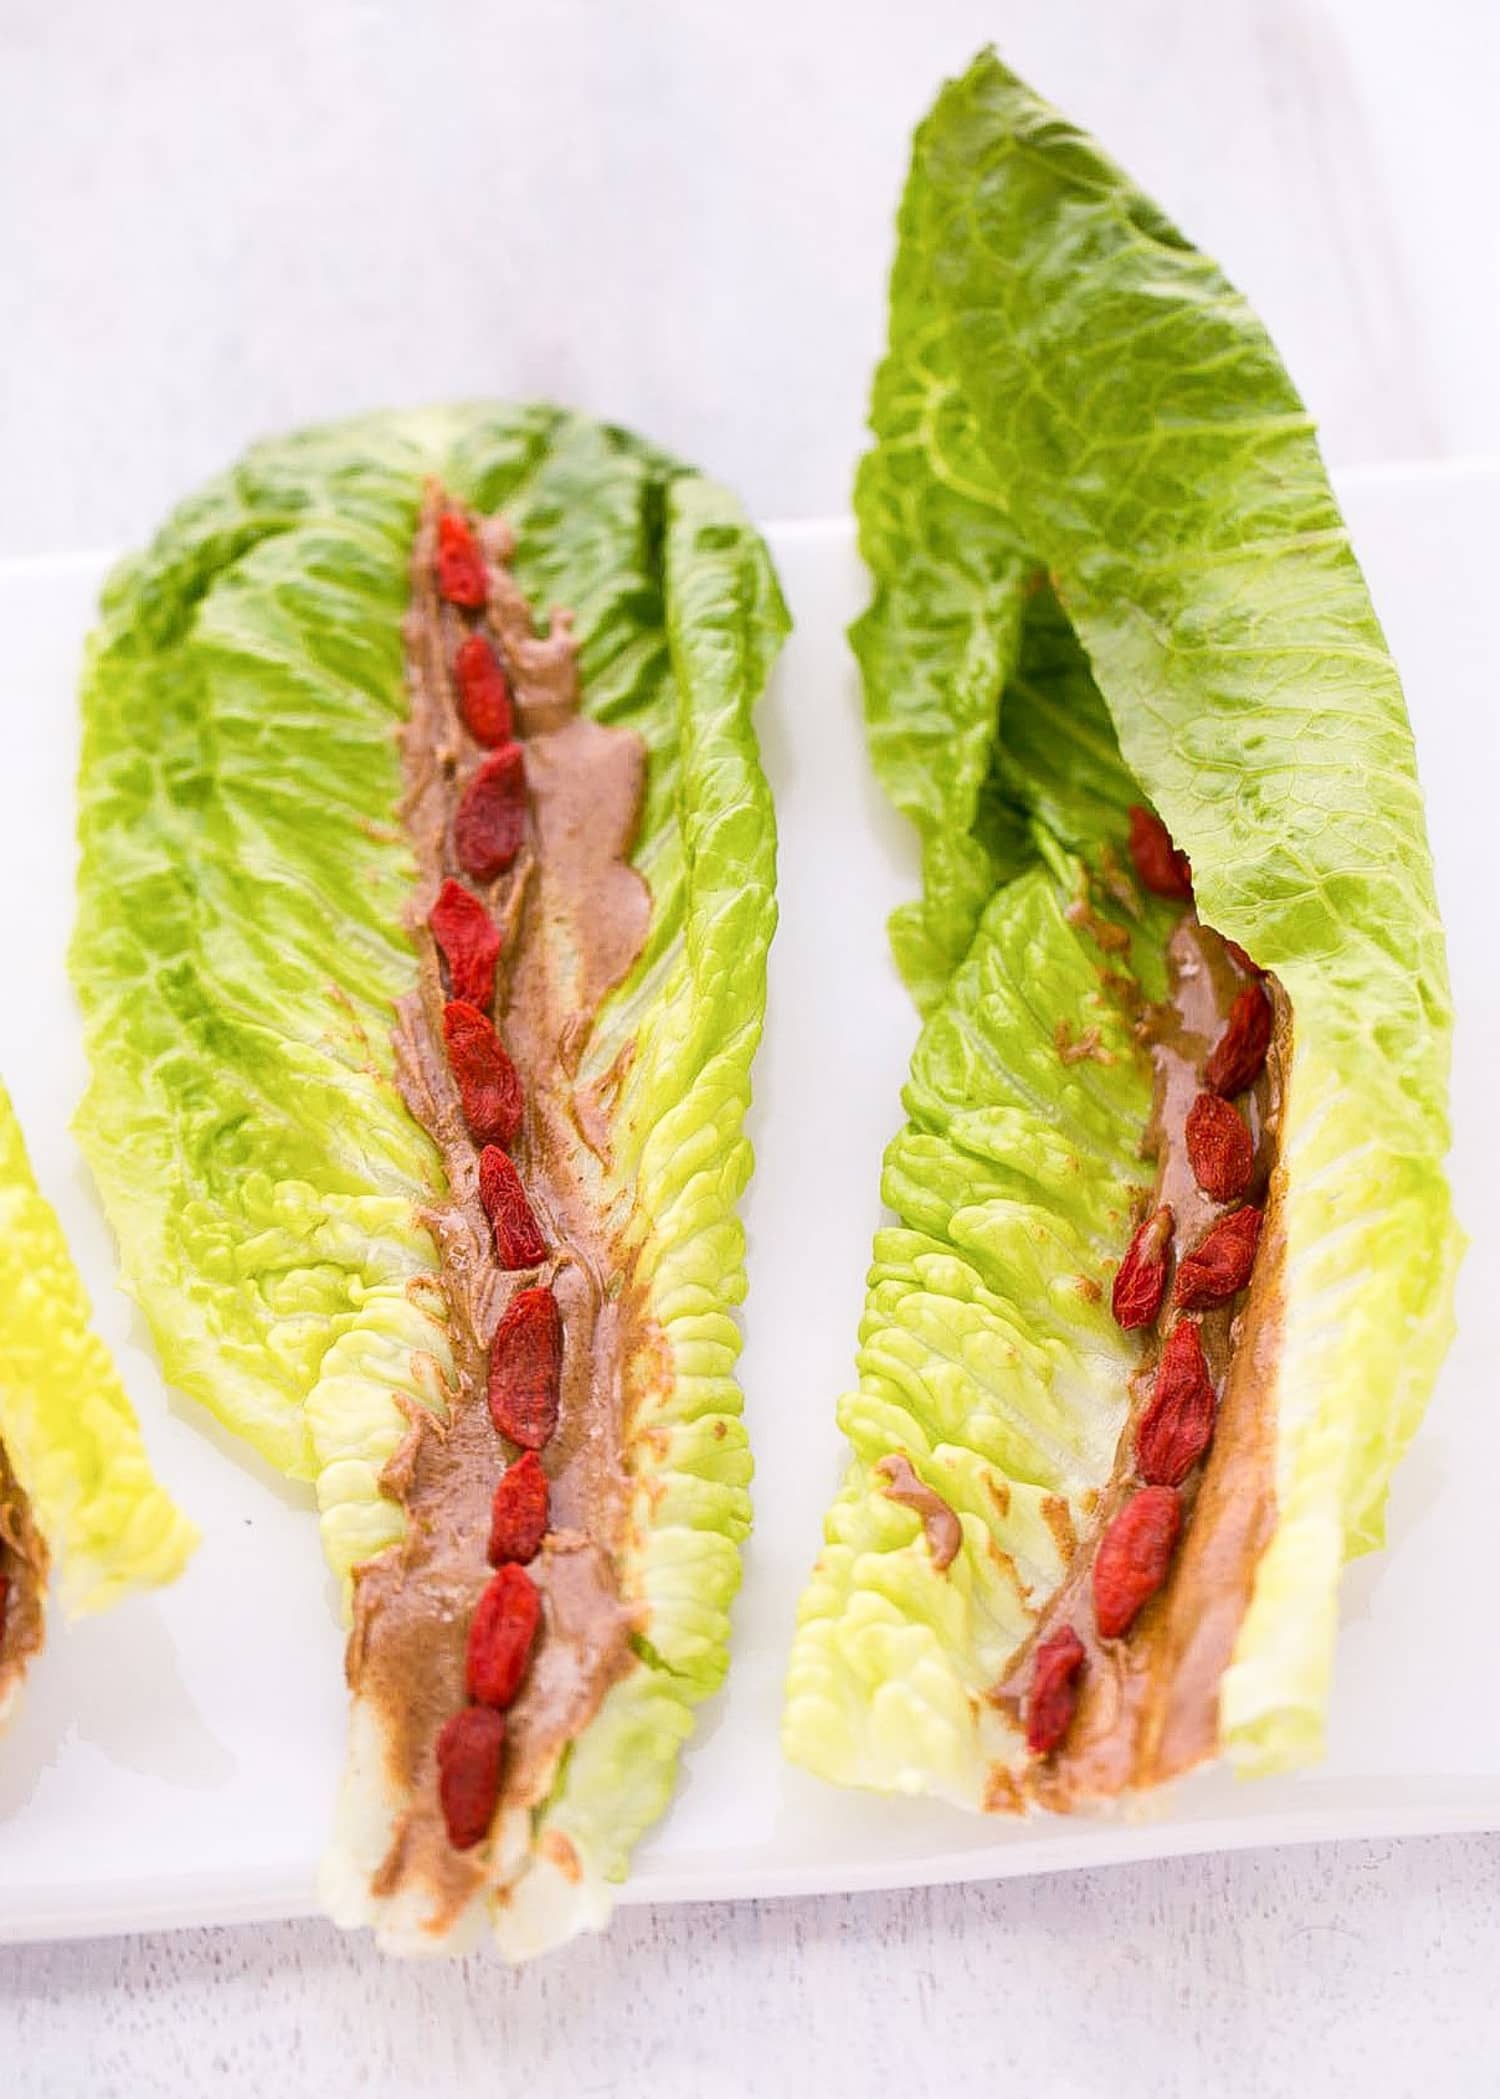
(786, 51), (1460, 1799)
(74, 406), (785, 1949)
(0, 1081), (196, 1619)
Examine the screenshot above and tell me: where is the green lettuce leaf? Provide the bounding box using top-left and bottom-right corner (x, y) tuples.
(786, 51), (1460, 1800)
(73, 407), (786, 1947)
(0, 1081), (196, 1617)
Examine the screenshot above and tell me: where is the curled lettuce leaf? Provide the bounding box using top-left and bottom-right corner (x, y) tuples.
(786, 51), (1460, 1799)
(74, 406), (784, 1950)
(0, 1081), (196, 1618)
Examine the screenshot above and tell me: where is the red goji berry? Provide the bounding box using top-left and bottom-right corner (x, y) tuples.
(1185, 1091), (1255, 1203)
(1135, 1320), (1216, 1487)
(436, 510), (488, 609)
(1111, 1205), (1174, 1330)
(1174, 1207), (1263, 1310)
(1127, 806), (1193, 900)
(487, 1451), (550, 1567)
(453, 744), (527, 883)
(1204, 982), (1272, 1097)
(466, 1562), (541, 1710)
(429, 879), (501, 1010)
(1026, 1625), (1086, 1756)
(435, 1705), (506, 1850)
(443, 1001), (523, 1148)
(453, 633), (515, 747)
(488, 1284), (561, 1449)
(1093, 1485), (1182, 1638)
(477, 1146), (547, 1269)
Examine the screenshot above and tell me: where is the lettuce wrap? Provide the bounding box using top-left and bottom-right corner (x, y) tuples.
(0, 1081), (196, 1723)
(73, 406), (786, 1953)
(784, 52), (1460, 1807)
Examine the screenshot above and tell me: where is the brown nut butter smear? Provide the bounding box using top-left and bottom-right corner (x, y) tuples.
(346, 487), (653, 1919)
(994, 870), (1289, 1809)
(0, 1438), (48, 1714)
(875, 1453), (962, 1573)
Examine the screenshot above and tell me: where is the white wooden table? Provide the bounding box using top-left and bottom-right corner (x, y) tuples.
(3, 2), (1498, 2091)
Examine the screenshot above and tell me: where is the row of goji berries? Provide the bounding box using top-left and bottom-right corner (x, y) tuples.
(1026, 808), (1273, 1757)
(422, 511), (565, 1853)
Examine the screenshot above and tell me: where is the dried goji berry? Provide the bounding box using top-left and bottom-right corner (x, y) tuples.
(478, 1145), (548, 1268)
(429, 879), (501, 1010)
(1026, 1625), (1086, 1756)
(443, 1001), (523, 1148)
(436, 509), (488, 609)
(453, 632), (515, 747)
(487, 1451), (550, 1567)
(1111, 1204), (1174, 1330)
(1204, 982), (1272, 1097)
(1135, 1320), (1216, 1486)
(1174, 1206), (1262, 1309)
(466, 1562), (542, 1709)
(1127, 805), (1193, 901)
(488, 1284), (562, 1449)
(453, 744), (527, 883)
(1093, 1485), (1182, 1639)
(435, 1705), (506, 1850)
(1185, 1091), (1255, 1203)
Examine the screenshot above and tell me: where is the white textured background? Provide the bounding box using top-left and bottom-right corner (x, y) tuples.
(5, 1841), (1500, 2095)
(4, 0), (1498, 558)
(4, 1), (1499, 2092)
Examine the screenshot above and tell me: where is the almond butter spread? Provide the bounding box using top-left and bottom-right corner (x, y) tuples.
(875, 1453), (961, 1572)
(0, 1439), (48, 1710)
(347, 487), (653, 1914)
(994, 903), (1288, 1805)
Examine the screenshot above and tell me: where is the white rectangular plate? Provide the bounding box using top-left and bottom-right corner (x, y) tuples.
(0, 464), (1494, 1945)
